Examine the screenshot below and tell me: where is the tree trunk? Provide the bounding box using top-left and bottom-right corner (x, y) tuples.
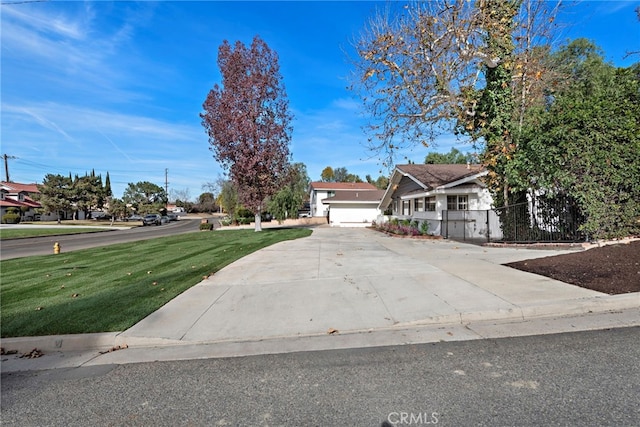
(254, 212), (262, 232)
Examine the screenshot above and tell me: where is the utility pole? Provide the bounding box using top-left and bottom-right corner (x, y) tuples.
(165, 168), (169, 206)
(3, 154), (17, 182)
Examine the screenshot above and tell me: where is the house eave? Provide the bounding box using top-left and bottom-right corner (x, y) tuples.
(378, 167), (428, 210)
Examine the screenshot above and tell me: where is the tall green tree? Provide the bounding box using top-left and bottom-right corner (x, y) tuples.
(122, 181), (167, 214)
(475, 0), (520, 208)
(517, 40), (640, 238)
(268, 162), (310, 222)
(201, 35), (293, 231)
(36, 174), (73, 224)
(106, 198), (129, 223)
(72, 173), (105, 219)
(425, 148), (475, 164)
(104, 172), (113, 198)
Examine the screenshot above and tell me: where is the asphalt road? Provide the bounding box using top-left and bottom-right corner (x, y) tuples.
(0, 219), (205, 260)
(2, 327), (638, 426)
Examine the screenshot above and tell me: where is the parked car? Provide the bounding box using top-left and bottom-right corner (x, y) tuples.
(167, 213), (179, 221)
(160, 215), (171, 225)
(142, 214), (162, 226)
(126, 214), (143, 222)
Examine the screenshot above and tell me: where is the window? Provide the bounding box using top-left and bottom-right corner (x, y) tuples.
(458, 195), (468, 210)
(426, 197), (436, 212)
(402, 200), (411, 216)
(447, 195), (468, 211)
(414, 198), (424, 212)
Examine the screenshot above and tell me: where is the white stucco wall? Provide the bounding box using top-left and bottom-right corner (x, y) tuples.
(310, 190), (331, 217)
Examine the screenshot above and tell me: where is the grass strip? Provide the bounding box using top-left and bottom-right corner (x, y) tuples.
(1, 228), (312, 337)
(0, 228), (111, 240)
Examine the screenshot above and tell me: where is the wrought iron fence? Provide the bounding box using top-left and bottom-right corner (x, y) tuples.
(442, 196), (586, 243)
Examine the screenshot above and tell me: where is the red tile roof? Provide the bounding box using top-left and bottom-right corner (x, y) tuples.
(0, 182), (40, 193)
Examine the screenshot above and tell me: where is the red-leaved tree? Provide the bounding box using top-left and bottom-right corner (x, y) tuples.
(201, 35), (293, 231)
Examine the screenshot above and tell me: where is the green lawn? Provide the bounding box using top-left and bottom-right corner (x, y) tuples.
(0, 228), (111, 240)
(1, 228), (312, 337)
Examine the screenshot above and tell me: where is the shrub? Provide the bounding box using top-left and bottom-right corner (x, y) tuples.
(199, 222), (213, 231)
(373, 219), (422, 236)
(2, 213), (21, 224)
(236, 207), (253, 220)
(420, 221), (429, 235)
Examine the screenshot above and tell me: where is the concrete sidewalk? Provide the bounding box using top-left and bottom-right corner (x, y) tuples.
(2, 227), (639, 372)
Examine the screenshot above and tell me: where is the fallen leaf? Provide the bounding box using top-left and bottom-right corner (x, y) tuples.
(35, 306), (43, 311)
(152, 281), (158, 286)
(20, 348), (44, 359)
(127, 272), (132, 276)
(147, 271), (152, 274)
(60, 285), (65, 289)
(66, 273), (72, 276)
(71, 293), (79, 298)
(327, 328), (339, 335)
(99, 344), (128, 354)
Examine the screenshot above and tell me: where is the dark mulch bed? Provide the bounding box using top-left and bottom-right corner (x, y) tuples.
(506, 240), (640, 295)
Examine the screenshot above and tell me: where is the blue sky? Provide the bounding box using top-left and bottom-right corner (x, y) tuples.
(1, 1), (639, 201)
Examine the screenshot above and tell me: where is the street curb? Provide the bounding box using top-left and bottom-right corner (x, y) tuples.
(1, 332), (121, 354)
(3, 294), (637, 354)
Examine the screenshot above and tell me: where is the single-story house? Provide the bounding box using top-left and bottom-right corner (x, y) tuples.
(378, 164), (494, 238)
(323, 189), (385, 227)
(309, 181), (379, 219)
(0, 182), (43, 221)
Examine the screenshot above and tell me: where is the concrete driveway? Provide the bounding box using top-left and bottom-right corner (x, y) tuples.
(117, 227), (629, 344)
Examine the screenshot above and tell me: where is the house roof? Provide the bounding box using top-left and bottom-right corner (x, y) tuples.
(323, 190), (385, 204)
(396, 164), (485, 189)
(379, 164), (487, 209)
(0, 182), (40, 193)
(310, 181), (378, 191)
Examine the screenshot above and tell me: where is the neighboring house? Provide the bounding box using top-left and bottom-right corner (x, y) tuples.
(0, 182), (43, 221)
(308, 182), (379, 219)
(323, 189), (385, 227)
(378, 164), (493, 238)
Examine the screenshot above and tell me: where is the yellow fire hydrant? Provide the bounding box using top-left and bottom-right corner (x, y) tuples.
(53, 242), (61, 254)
